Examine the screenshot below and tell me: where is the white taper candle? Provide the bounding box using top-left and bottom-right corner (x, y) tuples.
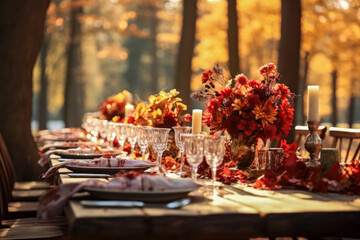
(125, 104), (134, 118)
(192, 109), (202, 134)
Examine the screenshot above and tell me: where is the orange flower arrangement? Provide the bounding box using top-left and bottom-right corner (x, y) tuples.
(192, 63), (295, 142)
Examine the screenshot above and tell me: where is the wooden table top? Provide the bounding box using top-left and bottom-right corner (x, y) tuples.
(50, 158), (360, 239)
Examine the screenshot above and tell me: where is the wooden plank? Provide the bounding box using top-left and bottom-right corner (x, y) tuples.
(264, 211), (360, 237)
(66, 194), (262, 240)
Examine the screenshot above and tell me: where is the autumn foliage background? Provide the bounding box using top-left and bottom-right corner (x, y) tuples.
(32, 0), (360, 130)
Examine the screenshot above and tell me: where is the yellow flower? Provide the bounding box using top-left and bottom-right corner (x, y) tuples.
(232, 98), (242, 113)
(252, 99), (277, 127)
(234, 85), (251, 96)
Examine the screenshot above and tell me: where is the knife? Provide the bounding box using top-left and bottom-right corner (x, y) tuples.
(80, 198), (191, 209)
(57, 158), (93, 162)
(68, 173), (111, 178)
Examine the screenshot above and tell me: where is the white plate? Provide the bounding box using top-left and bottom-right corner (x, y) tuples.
(84, 187), (198, 202)
(55, 150), (120, 159)
(65, 165), (154, 174)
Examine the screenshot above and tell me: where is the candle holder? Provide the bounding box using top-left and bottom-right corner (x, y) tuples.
(304, 121), (322, 167)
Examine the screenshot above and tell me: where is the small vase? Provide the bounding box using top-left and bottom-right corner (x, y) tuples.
(230, 133), (256, 169)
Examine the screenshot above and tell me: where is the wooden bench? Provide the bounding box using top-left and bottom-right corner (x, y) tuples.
(329, 127), (360, 163)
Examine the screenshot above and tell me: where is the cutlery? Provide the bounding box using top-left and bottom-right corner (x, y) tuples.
(57, 158), (93, 162)
(68, 173), (111, 178)
(80, 198), (191, 209)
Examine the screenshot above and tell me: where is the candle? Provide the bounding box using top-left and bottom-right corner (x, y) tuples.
(192, 109), (202, 134)
(307, 85), (319, 121)
(125, 104), (134, 118)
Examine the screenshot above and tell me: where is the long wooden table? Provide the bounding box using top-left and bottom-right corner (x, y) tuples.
(50, 159), (360, 239)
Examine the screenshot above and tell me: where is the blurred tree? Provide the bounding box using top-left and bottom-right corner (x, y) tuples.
(227, 0), (240, 77)
(0, 0), (49, 180)
(39, 34), (50, 130)
(175, 0), (198, 109)
(64, 1), (85, 127)
(331, 68), (338, 126)
(149, 2), (159, 94)
(124, 6), (148, 97)
(278, 0), (301, 142)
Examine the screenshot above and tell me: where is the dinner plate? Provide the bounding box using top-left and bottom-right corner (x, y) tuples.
(54, 144), (109, 150)
(55, 151), (103, 159)
(84, 187), (198, 202)
(65, 165), (153, 174)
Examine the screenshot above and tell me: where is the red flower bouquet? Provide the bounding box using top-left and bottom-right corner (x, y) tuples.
(100, 90), (132, 121)
(192, 63), (295, 168)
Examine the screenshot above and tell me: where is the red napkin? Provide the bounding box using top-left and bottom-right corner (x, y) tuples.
(38, 174), (200, 219)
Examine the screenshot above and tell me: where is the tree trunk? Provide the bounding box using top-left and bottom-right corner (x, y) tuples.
(331, 69), (338, 126)
(39, 35), (50, 130)
(300, 51), (310, 125)
(0, 0), (49, 180)
(150, 4), (159, 94)
(277, 0), (301, 142)
(348, 90), (355, 128)
(64, 3), (84, 127)
(174, 0), (198, 110)
(124, 11), (146, 96)
(227, 0), (240, 77)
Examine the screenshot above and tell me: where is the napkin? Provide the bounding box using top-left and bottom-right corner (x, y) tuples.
(37, 174), (200, 219)
(41, 157), (156, 183)
(37, 147), (119, 167)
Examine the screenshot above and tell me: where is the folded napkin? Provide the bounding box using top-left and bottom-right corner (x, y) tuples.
(38, 141), (90, 154)
(37, 146), (117, 167)
(38, 174), (200, 219)
(41, 157), (156, 183)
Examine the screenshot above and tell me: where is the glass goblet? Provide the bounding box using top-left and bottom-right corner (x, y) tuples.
(151, 128), (171, 174)
(115, 123), (126, 154)
(183, 134), (205, 182)
(204, 135), (226, 195)
(137, 126), (152, 160)
(126, 124), (137, 158)
(172, 126), (192, 175)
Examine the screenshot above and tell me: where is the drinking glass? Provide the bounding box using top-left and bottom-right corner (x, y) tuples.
(115, 123), (126, 151)
(137, 126), (152, 160)
(204, 135), (226, 194)
(151, 128), (171, 173)
(126, 124), (137, 158)
(172, 126), (192, 175)
(106, 121), (116, 149)
(183, 134), (205, 182)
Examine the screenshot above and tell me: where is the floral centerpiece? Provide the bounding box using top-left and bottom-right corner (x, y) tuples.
(100, 90), (132, 121)
(191, 63), (295, 168)
(127, 89), (191, 159)
(128, 89), (191, 127)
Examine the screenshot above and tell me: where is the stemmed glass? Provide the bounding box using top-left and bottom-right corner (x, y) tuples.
(106, 121), (116, 149)
(204, 135), (226, 195)
(115, 123), (126, 152)
(137, 126), (152, 160)
(182, 134), (205, 182)
(98, 120), (108, 144)
(151, 128), (171, 174)
(126, 124), (137, 158)
(172, 126), (192, 175)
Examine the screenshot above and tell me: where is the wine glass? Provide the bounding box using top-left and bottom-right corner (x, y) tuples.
(172, 126), (192, 175)
(151, 128), (171, 174)
(182, 134), (205, 182)
(137, 126), (152, 160)
(204, 135), (226, 195)
(106, 121), (116, 149)
(115, 123), (126, 157)
(126, 124), (137, 158)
